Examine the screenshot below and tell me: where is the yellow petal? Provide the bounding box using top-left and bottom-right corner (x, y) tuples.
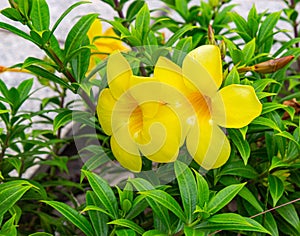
(212, 84), (262, 128)
(107, 52), (132, 99)
(138, 105), (181, 162)
(186, 45), (223, 88)
(97, 88), (116, 135)
(110, 135), (142, 172)
(182, 51), (219, 97)
(87, 19), (103, 43)
(129, 75), (161, 118)
(186, 118), (231, 170)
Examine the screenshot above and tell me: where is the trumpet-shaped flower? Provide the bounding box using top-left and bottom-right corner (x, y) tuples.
(157, 45), (262, 170)
(87, 20), (128, 70)
(97, 52), (183, 172)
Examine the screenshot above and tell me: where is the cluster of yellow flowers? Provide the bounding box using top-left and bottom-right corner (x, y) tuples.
(90, 21), (262, 173)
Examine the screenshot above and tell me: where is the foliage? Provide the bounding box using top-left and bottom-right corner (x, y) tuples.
(0, 0), (300, 235)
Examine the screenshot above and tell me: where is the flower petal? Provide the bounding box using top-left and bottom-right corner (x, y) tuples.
(186, 118), (231, 170)
(87, 19), (103, 43)
(111, 135), (142, 172)
(107, 52), (132, 99)
(182, 51), (219, 97)
(212, 84), (262, 128)
(186, 45), (223, 88)
(138, 105), (181, 162)
(97, 88), (116, 135)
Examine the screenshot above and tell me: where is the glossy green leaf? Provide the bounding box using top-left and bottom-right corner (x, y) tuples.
(115, 229), (136, 236)
(30, 0), (50, 31)
(125, 195), (148, 220)
(140, 190), (186, 222)
(219, 160), (258, 179)
(1, 8), (23, 22)
(0, 22), (34, 43)
(17, 0), (30, 17)
(0, 181), (32, 217)
(173, 37), (193, 66)
(0, 214), (17, 236)
(230, 12), (252, 42)
(251, 116), (281, 132)
(195, 213), (271, 234)
(42, 201), (94, 236)
(135, 4), (150, 41)
(142, 229), (167, 236)
(242, 38), (256, 64)
(82, 170), (119, 219)
(50, 1), (90, 37)
(53, 110), (72, 133)
(264, 212), (279, 236)
(28, 233), (54, 236)
(276, 197), (300, 231)
(268, 174), (284, 206)
(224, 66), (240, 86)
(208, 183), (246, 214)
(165, 25), (195, 47)
(193, 170), (209, 208)
(228, 129), (250, 164)
(86, 191), (109, 236)
(108, 219), (145, 235)
(174, 161), (197, 223)
(64, 13), (98, 58)
(24, 65), (75, 92)
(175, 0), (188, 19)
(128, 178), (155, 191)
(126, 0), (145, 21)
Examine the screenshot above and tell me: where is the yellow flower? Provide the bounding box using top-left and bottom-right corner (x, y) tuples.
(87, 19), (128, 70)
(96, 52), (182, 172)
(157, 45), (262, 170)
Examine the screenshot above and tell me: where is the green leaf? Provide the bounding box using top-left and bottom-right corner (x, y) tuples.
(196, 213), (271, 234)
(17, 78), (33, 102)
(242, 38), (256, 64)
(28, 233), (54, 236)
(108, 219), (145, 235)
(193, 170), (209, 208)
(1, 8), (23, 22)
(50, 1), (90, 37)
(0, 180), (32, 217)
(17, 0), (30, 17)
(128, 178), (155, 191)
(53, 110), (72, 133)
(126, 195), (148, 220)
(126, 0), (145, 21)
(175, 0), (188, 19)
(64, 13), (98, 58)
(42, 201), (94, 236)
(115, 229), (136, 236)
(219, 160), (258, 179)
(24, 65), (75, 92)
(230, 12), (252, 42)
(165, 25), (195, 47)
(0, 22), (34, 43)
(224, 66), (239, 86)
(264, 212), (279, 236)
(257, 11), (281, 46)
(140, 190), (186, 222)
(173, 37), (193, 66)
(207, 183), (246, 214)
(251, 116), (281, 132)
(82, 170), (119, 219)
(276, 197), (300, 231)
(142, 230), (167, 236)
(86, 191), (109, 236)
(174, 161), (197, 223)
(268, 175), (284, 207)
(0, 214), (17, 236)
(228, 129), (250, 165)
(30, 0), (50, 31)
(135, 4), (150, 42)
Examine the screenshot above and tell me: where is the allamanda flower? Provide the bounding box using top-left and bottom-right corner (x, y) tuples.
(157, 45), (262, 170)
(87, 19), (128, 71)
(97, 52), (183, 172)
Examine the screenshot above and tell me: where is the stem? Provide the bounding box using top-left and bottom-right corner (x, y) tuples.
(113, 0), (125, 19)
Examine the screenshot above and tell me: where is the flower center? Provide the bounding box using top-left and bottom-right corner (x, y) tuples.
(188, 92), (211, 120)
(129, 106), (143, 139)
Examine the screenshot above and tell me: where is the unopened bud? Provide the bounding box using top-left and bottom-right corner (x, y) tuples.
(238, 55), (295, 74)
(208, 25), (216, 45)
(209, 0), (219, 8)
(219, 40), (226, 59)
(254, 55), (295, 74)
